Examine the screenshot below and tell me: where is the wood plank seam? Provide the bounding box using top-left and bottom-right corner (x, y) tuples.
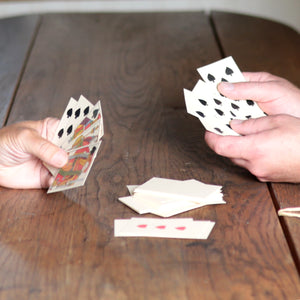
(208, 12), (225, 59)
(267, 182), (300, 276)
(3, 15), (42, 127)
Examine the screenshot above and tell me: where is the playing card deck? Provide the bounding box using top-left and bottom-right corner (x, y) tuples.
(114, 217), (215, 239)
(47, 95), (103, 193)
(184, 56), (266, 136)
(118, 177), (225, 217)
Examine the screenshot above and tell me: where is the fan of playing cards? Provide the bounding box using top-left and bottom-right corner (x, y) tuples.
(47, 95), (104, 193)
(184, 56), (266, 136)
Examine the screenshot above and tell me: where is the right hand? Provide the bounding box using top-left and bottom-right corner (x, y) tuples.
(218, 72), (300, 117)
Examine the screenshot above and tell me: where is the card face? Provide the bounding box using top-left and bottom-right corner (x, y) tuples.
(47, 96), (104, 193)
(52, 97), (78, 146)
(184, 56), (266, 136)
(184, 87), (239, 136)
(197, 56), (245, 91)
(114, 218), (215, 239)
(48, 141), (101, 193)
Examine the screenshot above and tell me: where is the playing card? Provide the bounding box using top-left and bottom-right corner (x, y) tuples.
(114, 218), (215, 239)
(118, 178), (225, 217)
(197, 56), (245, 93)
(118, 196), (155, 214)
(185, 56), (266, 136)
(184, 87), (239, 136)
(127, 185), (139, 196)
(134, 177), (223, 203)
(48, 141), (101, 193)
(197, 56), (265, 118)
(52, 97), (78, 147)
(60, 100), (103, 150)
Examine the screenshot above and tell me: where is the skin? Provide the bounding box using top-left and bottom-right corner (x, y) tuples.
(205, 72), (300, 182)
(0, 118), (68, 189)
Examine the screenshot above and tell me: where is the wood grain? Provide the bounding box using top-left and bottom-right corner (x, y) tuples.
(0, 12), (299, 299)
(0, 15), (39, 127)
(211, 11), (300, 86)
(212, 10), (300, 270)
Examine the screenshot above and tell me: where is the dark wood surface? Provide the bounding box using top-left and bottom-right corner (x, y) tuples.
(0, 15), (39, 126)
(0, 12), (299, 299)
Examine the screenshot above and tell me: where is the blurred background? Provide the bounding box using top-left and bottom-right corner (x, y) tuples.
(0, 0), (299, 32)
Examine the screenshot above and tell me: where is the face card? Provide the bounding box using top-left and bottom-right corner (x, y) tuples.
(47, 141), (101, 193)
(61, 101), (103, 150)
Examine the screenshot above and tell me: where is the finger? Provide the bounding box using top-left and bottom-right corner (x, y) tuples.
(23, 118), (60, 140)
(230, 114), (291, 136)
(43, 117), (60, 141)
(242, 72), (281, 82)
(40, 166), (55, 188)
(205, 130), (248, 159)
(231, 157), (249, 169)
(22, 129), (68, 168)
(217, 80), (284, 103)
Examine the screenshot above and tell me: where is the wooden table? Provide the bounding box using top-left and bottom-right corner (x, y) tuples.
(0, 11), (299, 299)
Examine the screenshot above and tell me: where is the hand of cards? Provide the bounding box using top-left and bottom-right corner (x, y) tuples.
(184, 56), (266, 136)
(47, 95), (104, 193)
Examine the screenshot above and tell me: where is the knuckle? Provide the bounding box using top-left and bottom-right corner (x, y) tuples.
(269, 114), (290, 127)
(16, 127), (34, 141)
(213, 140), (230, 156)
(248, 163), (268, 180)
(259, 71), (273, 81)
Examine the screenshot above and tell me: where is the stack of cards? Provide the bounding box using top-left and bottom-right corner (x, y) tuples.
(118, 177), (225, 217)
(114, 217), (215, 239)
(47, 95), (104, 193)
(184, 56), (266, 136)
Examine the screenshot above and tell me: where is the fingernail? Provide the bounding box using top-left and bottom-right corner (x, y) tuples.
(52, 150), (68, 167)
(219, 82), (234, 91)
(230, 119), (243, 126)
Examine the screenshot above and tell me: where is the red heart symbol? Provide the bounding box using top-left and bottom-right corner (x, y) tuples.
(156, 225), (166, 229)
(137, 224), (147, 228)
(175, 226), (186, 231)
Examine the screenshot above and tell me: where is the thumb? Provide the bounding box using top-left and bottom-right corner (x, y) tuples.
(24, 130), (68, 168)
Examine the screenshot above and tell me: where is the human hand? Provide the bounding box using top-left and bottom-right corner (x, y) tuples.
(205, 114), (300, 182)
(218, 72), (300, 117)
(0, 118), (68, 189)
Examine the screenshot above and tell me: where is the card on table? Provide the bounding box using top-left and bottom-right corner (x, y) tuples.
(118, 177), (225, 217)
(114, 217), (215, 239)
(184, 56), (266, 136)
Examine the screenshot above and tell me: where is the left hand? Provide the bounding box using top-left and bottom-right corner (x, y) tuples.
(0, 118), (68, 189)
(205, 114), (300, 182)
